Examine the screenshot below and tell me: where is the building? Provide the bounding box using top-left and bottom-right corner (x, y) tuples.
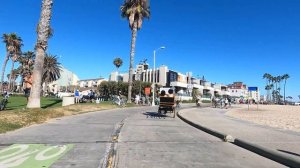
(48, 67), (80, 93)
(78, 78), (106, 88)
(228, 82), (248, 98)
(109, 63), (231, 98)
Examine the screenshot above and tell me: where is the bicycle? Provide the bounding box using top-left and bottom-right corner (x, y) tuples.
(112, 96), (126, 108)
(0, 93), (9, 111)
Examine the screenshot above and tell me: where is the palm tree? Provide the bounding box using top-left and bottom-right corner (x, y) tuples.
(7, 69), (19, 92)
(18, 51), (36, 77)
(27, 0), (53, 108)
(42, 54), (61, 94)
(281, 74), (290, 104)
(18, 51), (36, 91)
(263, 73), (272, 101)
(8, 42), (23, 91)
(1, 33), (22, 91)
(113, 57), (123, 72)
(121, 0), (150, 103)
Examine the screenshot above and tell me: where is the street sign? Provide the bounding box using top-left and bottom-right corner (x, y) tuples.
(248, 87), (258, 91)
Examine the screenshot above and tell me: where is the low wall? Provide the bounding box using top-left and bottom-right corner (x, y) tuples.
(62, 96), (75, 106)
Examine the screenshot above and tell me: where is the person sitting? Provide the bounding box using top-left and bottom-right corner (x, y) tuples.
(160, 90), (167, 97)
(168, 89), (174, 97)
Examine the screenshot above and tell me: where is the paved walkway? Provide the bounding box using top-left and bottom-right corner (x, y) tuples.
(178, 106), (300, 167)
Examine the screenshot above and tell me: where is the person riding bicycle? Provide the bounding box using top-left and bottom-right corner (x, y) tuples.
(116, 91), (123, 106)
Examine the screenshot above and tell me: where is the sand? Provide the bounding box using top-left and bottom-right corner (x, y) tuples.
(226, 104), (300, 132)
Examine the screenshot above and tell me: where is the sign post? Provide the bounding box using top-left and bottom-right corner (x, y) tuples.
(248, 87), (258, 111)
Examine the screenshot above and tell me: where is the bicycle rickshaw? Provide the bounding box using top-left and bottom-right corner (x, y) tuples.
(158, 96), (177, 118)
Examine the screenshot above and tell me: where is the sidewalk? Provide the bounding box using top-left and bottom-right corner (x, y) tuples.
(178, 106), (300, 167)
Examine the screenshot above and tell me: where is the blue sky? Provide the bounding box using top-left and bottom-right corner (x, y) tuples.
(0, 0), (300, 100)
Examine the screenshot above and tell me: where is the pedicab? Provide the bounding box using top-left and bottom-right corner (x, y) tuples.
(158, 96), (177, 118)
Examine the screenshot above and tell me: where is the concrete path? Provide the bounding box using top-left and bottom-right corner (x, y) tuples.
(178, 106), (300, 167)
(116, 107), (285, 168)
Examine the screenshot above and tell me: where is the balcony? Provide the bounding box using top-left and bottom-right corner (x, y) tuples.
(170, 81), (187, 88)
(221, 90), (231, 96)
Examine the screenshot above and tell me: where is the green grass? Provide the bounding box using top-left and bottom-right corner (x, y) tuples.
(4, 96), (62, 110)
(0, 96), (137, 133)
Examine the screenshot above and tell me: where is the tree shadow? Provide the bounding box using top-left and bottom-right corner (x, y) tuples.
(277, 149), (300, 157)
(143, 112), (168, 119)
(42, 99), (62, 109)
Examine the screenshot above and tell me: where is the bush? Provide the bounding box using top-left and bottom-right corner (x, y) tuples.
(201, 100), (212, 103)
(182, 100), (194, 103)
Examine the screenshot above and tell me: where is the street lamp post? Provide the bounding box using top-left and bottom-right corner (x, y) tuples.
(152, 46), (165, 106)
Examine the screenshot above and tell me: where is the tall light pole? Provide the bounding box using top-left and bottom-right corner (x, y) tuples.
(152, 46), (165, 106)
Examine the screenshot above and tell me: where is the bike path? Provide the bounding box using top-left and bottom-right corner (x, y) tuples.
(178, 106), (300, 167)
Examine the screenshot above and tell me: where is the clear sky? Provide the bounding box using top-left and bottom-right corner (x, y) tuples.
(0, 0), (299, 100)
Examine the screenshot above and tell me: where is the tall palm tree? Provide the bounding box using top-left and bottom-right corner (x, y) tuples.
(7, 69), (19, 92)
(8, 43), (23, 91)
(18, 51), (36, 90)
(1, 33), (22, 91)
(113, 57), (123, 72)
(263, 73), (272, 101)
(18, 51), (36, 77)
(121, 0), (150, 103)
(282, 74), (290, 104)
(42, 54), (61, 94)
(27, 0), (53, 108)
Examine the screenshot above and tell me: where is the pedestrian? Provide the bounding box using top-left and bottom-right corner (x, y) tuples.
(74, 89), (80, 103)
(23, 73), (33, 102)
(225, 98), (229, 109)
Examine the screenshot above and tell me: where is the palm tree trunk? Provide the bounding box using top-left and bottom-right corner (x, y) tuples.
(127, 21), (138, 103)
(27, 0), (53, 108)
(8, 61), (15, 92)
(284, 79), (286, 104)
(27, 47), (45, 108)
(0, 53), (10, 92)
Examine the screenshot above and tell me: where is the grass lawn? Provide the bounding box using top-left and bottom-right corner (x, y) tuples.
(0, 96), (136, 133)
(5, 96), (63, 110)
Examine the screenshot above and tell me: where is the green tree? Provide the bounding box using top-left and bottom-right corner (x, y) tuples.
(121, 0), (150, 103)
(1, 33), (23, 91)
(27, 0), (53, 108)
(192, 88), (201, 101)
(7, 69), (19, 92)
(17, 51), (36, 90)
(113, 57), (123, 72)
(263, 73), (272, 101)
(281, 74), (290, 104)
(42, 54), (62, 94)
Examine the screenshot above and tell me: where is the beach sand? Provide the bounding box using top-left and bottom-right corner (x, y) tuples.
(226, 104), (300, 132)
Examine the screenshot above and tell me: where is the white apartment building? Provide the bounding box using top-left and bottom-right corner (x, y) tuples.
(109, 64), (231, 98)
(48, 67), (80, 93)
(78, 78), (106, 88)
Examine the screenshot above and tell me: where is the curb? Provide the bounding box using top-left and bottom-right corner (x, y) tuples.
(177, 110), (300, 168)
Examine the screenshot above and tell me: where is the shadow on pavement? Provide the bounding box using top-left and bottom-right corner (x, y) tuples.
(278, 149), (300, 157)
(143, 112), (168, 119)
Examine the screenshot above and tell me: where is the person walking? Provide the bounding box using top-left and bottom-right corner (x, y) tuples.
(224, 98), (229, 109)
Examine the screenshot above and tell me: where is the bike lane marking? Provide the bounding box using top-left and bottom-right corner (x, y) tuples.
(0, 144), (73, 168)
